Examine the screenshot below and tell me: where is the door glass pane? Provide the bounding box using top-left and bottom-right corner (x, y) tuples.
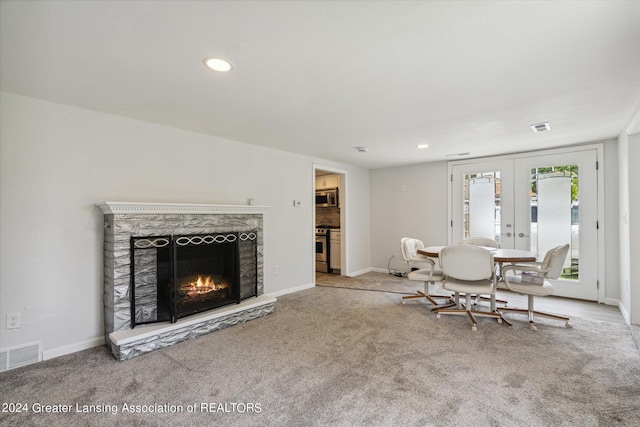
(530, 165), (578, 280)
(463, 172), (501, 244)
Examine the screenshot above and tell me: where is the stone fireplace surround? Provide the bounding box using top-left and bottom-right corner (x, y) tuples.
(97, 202), (276, 361)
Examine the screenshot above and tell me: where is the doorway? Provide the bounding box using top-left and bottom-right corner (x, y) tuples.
(449, 145), (603, 301)
(314, 165), (347, 277)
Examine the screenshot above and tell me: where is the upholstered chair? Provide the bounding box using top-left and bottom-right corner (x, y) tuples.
(436, 244), (502, 331)
(500, 244), (572, 330)
(400, 238), (453, 309)
(459, 236), (500, 248)
(458, 236), (507, 306)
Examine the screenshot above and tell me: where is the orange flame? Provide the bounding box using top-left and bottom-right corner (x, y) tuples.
(182, 275), (229, 296)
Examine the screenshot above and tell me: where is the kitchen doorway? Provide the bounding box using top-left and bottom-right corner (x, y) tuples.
(313, 165), (347, 279)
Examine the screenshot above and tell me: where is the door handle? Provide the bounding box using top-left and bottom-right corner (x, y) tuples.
(518, 233), (530, 238)
(505, 232), (512, 237)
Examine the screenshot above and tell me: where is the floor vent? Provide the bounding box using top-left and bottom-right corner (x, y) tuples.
(0, 342), (42, 372)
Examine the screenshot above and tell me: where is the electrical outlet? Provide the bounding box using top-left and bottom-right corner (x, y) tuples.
(7, 313), (20, 330)
(273, 265), (280, 275)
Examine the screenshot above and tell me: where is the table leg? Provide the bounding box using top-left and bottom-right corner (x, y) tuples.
(491, 275), (497, 312)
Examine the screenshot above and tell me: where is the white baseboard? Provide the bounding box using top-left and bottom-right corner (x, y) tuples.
(618, 301), (631, 325)
(603, 297), (620, 307)
(266, 282), (314, 298)
(347, 267), (375, 277)
(42, 336), (105, 361)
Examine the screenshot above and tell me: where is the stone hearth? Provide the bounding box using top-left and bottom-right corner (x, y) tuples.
(97, 202), (275, 360)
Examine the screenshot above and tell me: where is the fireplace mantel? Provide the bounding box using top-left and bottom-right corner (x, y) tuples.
(97, 201), (270, 215)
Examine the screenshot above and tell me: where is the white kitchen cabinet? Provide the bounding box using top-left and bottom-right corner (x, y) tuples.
(329, 230), (341, 271)
(316, 174), (339, 189)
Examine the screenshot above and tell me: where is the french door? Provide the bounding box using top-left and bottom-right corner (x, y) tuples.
(450, 147), (601, 301)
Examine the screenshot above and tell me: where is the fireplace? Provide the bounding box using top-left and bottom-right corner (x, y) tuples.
(130, 231), (257, 326)
(98, 202), (275, 360)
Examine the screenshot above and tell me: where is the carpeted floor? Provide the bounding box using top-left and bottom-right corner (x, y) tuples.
(2, 272), (639, 426)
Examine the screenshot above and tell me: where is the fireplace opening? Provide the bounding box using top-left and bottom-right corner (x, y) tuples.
(130, 231), (257, 327)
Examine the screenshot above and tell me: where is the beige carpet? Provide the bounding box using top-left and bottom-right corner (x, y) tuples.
(2, 272), (639, 426)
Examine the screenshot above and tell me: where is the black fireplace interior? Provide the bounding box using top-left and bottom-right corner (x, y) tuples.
(130, 232), (257, 327)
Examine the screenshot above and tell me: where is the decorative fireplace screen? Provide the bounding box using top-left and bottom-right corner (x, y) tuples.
(130, 231), (257, 327)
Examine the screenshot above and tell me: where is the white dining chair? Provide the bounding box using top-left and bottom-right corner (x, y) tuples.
(500, 244), (572, 330)
(402, 265), (456, 310)
(400, 238), (453, 308)
(458, 236), (508, 307)
(459, 236), (500, 248)
(436, 245), (502, 331)
(399, 237), (431, 270)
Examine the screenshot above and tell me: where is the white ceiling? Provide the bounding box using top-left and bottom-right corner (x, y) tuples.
(2, 1), (639, 169)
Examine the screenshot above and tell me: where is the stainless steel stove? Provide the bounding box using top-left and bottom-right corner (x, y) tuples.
(315, 226), (337, 273)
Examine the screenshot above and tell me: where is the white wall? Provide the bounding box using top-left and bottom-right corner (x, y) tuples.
(618, 131), (631, 320)
(0, 92), (371, 357)
(629, 133), (640, 324)
(370, 162), (449, 273)
(618, 130), (640, 324)
(603, 140), (621, 304)
(617, 99), (640, 325)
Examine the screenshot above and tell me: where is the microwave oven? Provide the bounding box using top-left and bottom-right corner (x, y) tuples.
(316, 188), (338, 207)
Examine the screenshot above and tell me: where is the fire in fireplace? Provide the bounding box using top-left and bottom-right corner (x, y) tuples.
(130, 231), (257, 327)
(180, 274), (230, 299)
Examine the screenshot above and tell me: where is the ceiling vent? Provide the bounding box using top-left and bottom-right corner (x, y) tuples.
(531, 122), (551, 133)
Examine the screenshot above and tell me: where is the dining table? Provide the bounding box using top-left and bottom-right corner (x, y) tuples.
(417, 245), (537, 319)
(417, 246), (537, 264)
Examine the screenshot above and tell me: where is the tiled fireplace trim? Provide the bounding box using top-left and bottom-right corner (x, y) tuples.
(97, 202), (274, 360)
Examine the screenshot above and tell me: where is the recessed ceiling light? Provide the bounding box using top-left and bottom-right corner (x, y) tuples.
(416, 144), (429, 149)
(204, 57), (233, 72)
(531, 122), (551, 132)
